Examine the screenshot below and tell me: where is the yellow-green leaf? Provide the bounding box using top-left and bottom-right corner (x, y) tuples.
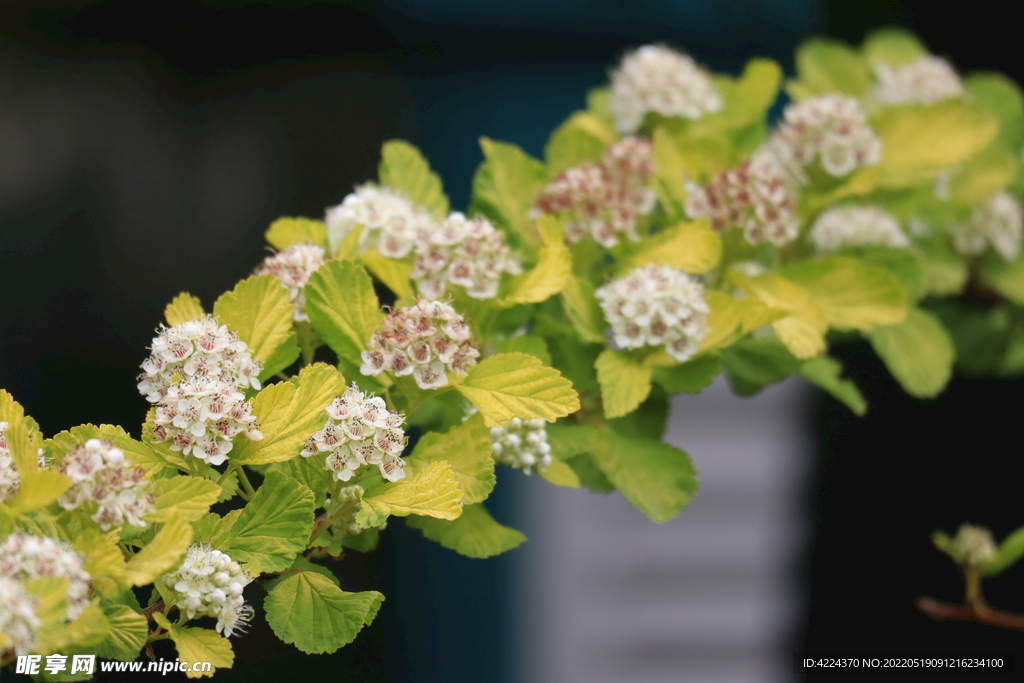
(213, 274), (300, 380)
(781, 256), (908, 331)
(478, 137), (549, 250)
(799, 355), (867, 416)
(74, 528), (125, 595)
(502, 215), (571, 305)
(379, 139), (449, 217)
(545, 121), (606, 174)
(361, 249), (414, 298)
(595, 349), (652, 419)
(406, 503), (527, 558)
(406, 412), (494, 504)
(862, 27), (928, 66)
(147, 476), (222, 523)
(868, 307), (955, 398)
(266, 216), (328, 250)
(948, 145), (1018, 206)
(304, 260), (381, 367)
(981, 252), (1024, 304)
(791, 38), (871, 99)
(538, 458), (581, 488)
(164, 293), (205, 327)
(698, 290), (787, 352)
(0, 390), (40, 474)
(455, 353), (580, 428)
(7, 469), (71, 515)
(153, 613), (233, 679)
(95, 603), (148, 661)
(731, 272), (827, 360)
(231, 363), (345, 465)
(651, 127), (686, 217)
(622, 220), (722, 274)
(355, 460), (463, 528)
(123, 517), (192, 586)
(224, 471), (315, 575)
(561, 277), (607, 343)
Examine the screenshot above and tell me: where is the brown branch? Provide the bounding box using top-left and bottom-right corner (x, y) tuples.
(916, 596), (1024, 630)
(142, 600), (165, 619)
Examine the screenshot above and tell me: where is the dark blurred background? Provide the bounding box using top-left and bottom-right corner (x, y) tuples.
(2, 1), (1023, 681)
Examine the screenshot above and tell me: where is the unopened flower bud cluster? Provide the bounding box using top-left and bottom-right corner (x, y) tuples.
(411, 213), (522, 300)
(57, 438), (155, 530)
(768, 95), (882, 181)
(139, 316), (264, 465)
(809, 205), (910, 252)
(949, 523), (998, 566)
(0, 576), (41, 655)
(951, 191), (1024, 262)
(609, 44), (722, 134)
(535, 137), (657, 248)
(301, 384), (408, 483)
(685, 150), (800, 246)
(0, 533), (91, 620)
(162, 544), (254, 638)
(255, 243), (327, 322)
(324, 183), (433, 259)
(361, 300), (480, 389)
(0, 422), (50, 503)
(490, 418), (552, 473)
(596, 264), (710, 362)
(872, 57), (963, 106)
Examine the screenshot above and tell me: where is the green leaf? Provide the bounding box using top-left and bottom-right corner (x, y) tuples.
(621, 220), (722, 274)
(73, 528), (126, 595)
(123, 517), (192, 586)
(545, 122), (606, 175)
(304, 260), (381, 367)
(721, 337), (802, 396)
(651, 127), (686, 217)
(265, 216), (328, 250)
(590, 430), (698, 523)
(980, 251), (1024, 305)
(213, 274), (300, 380)
(868, 307), (955, 398)
(501, 215), (571, 305)
(407, 503), (527, 559)
(920, 243), (969, 296)
(361, 249), (414, 299)
(378, 140), (449, 217)
(698, 58), (782, 131)
(698, 290), (787, 352)
(595, 349), (652, 419)
(983, 525), (1024, 577)
(406, 413), (495, 505)
(840, 246), (927, 303)
(0, 390), (41, 474)
(546, 422), (601, 461)
(791, 38), (871, 99)
(455, 352), (580, 428)
(7, 469), (72, 515)
(781, 255), (908, 331)
(537, 459), (581, 488)
(561, 277), (607, 343)
(728, 271), (827, 360)
(355, 460), (464, 528)
(476, 137), (549, 250)
(862, 27), (928, 66)
(225, 470), (315, 575)
(874, 101), (999, 188)
(164, 293), (205, 327)
(947, 145), (1018, 206)
(147, 476), (222, 523)
(496, 336), (552, 366)
(966, 73), (1024, 150)
(94, 603), (148, 661)
(651, 354), (721, 394)
(152, 613), (233, 679)
(232, 363), (346, 465)
(264, 572), (384, 655)
(799, 355), (867, 416)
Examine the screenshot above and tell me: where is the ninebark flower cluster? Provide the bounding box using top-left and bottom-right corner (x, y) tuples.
(951, 191), (1024, 262)
(161, 545), (254, 638)
(0, 534), (91, 620)
(56, 438), (155, 530)
(872, 56), (964, 106)
(256, 243), (327, 322)
(809, 205), (910, 252)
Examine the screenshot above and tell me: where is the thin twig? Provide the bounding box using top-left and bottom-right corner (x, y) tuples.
(916, 596), (1024, 630)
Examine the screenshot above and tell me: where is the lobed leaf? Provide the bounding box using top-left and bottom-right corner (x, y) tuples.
(165, 293), (205, 327)
(224, 471), (315, 575)
(379, 140), (449, 217)
(265, 216), (328, 251)
(407, 503), (527, 559)
(868, 307), (955, 398)
(153, 613), (233, 679)
(304, 260), (381, 368)
(595, 349), (652, 419)
(455, 353), (580, 428)
(213, 274), (300, 380)
(406, 413), (495, 504)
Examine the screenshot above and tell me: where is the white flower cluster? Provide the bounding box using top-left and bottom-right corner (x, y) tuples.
(411, 212), (522, 300)
(534, 137), (657, 247)
(324, 183), (434, 258)
(768, 95), (882, 181)
(139, 316), (264, 465)
(361, 300), (480, 389)
(56, 438), (155, 530)
(872, 57), (963, 106)
(685, 150), (800, 246)
(949, 524), (998, 566)
(0, 422), (49, 503)
(809, 205), (911, 252)
(609, 44), (722, 134)
(255, 243), (326, 322)
(951, 191), (1024, 262)
(490, 418), (552, 473)
(0, 576), (41, 655)
(301, 384), (408, 483)
(595, 264), (710, 362)
(162, 544), (253, 638)
(0, 533), (91, 620)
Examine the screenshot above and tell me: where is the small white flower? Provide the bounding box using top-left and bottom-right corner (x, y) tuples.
(361, 300), (480, 389)
(609, 44), (722, 134)
(161, 544), (253, 637)
(948, 524), (998, 566)
(872, 56), (963, 106)
(809, 205), (910, 252)
(0, 576), (42, 655)
(324, 183), (437, 258)
(596, 264), (710, 362)
(56, 438), (156, 530)
(489, 417), (553, 473)
(302, 383), (408, 482)
(411, 213), (521, 300)
(951, 191), (1024, 262)
(255, 243), (326, 322)
(0, 534), (91, 620)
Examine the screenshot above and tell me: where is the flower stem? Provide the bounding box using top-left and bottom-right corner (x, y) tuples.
(236, 467), (257, 500)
